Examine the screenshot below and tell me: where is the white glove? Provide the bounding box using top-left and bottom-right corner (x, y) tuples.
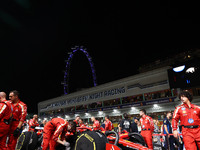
(63, 141), (70, 147)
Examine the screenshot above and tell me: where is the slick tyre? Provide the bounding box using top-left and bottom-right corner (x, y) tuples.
(74, 131), (108, 150)
(129, 132), (146, 146)
(15, 131), (38, 150)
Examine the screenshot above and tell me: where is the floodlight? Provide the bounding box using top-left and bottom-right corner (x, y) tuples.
(173, 65), (185, 72)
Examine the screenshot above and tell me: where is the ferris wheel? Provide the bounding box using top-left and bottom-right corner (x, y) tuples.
(62, 46), (97, 94)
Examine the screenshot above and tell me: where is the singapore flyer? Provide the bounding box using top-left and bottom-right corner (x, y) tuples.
(63, 46), (97, 94)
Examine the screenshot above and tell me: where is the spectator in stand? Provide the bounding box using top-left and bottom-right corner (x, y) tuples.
(91, 116), (100, 130)
(28, 114), (39, 132)
(8, 90), (27, 150)
(119, 113), (132, 133)
(105, 115), (114, 131)
(0, 92), (13, 150)
(131, 117), (139, 133)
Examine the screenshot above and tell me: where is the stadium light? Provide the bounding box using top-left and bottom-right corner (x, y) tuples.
(131, 107), (136, 110)
(186, 67), (195, 73)
(113, 109), (120, 114)
(98, 111), (103, 115)
(153, 104), (161, 110)
(173, 65), (185, 72)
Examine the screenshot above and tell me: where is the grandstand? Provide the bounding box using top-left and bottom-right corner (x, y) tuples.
(38, 65), (200, 126)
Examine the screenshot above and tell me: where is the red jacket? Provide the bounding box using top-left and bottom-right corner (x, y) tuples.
(28, 119), (39, 131)
(140, 115), (154, 132)
(0, 100), (12, 124)
(93, 120), (100, 130)
(45, 118), (68, 141)
(172, 103), (200, 131)
(79, 123), (86, 128)
(10, 100), (27, 123)
(105, 120), (113, 131)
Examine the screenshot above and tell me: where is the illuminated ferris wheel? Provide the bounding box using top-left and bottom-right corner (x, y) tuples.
(62, 46), (97, 94)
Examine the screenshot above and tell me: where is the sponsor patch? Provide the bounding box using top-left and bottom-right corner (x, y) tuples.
(182, 111), (186, 114)
(188, 118), (194, 124)
(181, 107), (186, 110)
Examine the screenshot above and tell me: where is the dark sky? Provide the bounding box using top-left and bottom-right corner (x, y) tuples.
(0, 0), (200, 114)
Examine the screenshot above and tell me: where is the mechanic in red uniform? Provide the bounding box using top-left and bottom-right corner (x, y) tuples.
(28, 114), (39, 132)
(78, 119), (87, 132)
(42, 117), (76, 150)
(91, 116), (100, 130)
(0, 92), (13, 150)
(105, 115), (114, 131)
(172, 90), (200, 150)
(7, 90), (27, 150)
(139, 109), (154, 149)
(79, 119), (86, 127)
(74, 115), (80, 127)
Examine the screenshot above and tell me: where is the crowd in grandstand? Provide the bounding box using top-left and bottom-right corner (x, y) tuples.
(1, 90), (200, 150)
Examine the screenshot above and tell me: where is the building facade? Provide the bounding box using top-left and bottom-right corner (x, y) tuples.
(38, 66), (200, 124)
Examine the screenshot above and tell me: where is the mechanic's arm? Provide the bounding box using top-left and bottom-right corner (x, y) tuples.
(172, 107), (180, 138)
(149, 117), (154, 133)
(17, 121), (24, 129)
(105, 122), (108, 131)
(18, 104), (28, 129)
(57, 139), (70, 146)
(118, 120), (123, 133)
(0, 103), (7, 120)
(118, 124), (122, 133)
(93, 123), (96, 128)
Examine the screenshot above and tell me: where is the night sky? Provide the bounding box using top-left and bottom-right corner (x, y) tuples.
(0, 0), (200, 114)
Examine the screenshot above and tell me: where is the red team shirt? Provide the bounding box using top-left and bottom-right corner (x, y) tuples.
(10, 100), (27, 123)
(93, 120), (100, 130)
(79, 123), (86, 128)
(7, 99), (27, 150)
(0, 100), (12, 123)
(45, 118), (68, 141)
(172, 103), (200, 130)
(105, 120), (113, 131)
(140, 115), (154, 132)
(0, 100), (13, 150)
(28, 119), (39, 131)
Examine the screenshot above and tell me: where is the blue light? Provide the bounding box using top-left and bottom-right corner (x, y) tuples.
(186, 80), (190, 84)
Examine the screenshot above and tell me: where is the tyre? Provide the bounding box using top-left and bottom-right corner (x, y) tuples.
(15, 131), (38, 150)
(128, 132), (146, 146)
(74, 131), (108, 150)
